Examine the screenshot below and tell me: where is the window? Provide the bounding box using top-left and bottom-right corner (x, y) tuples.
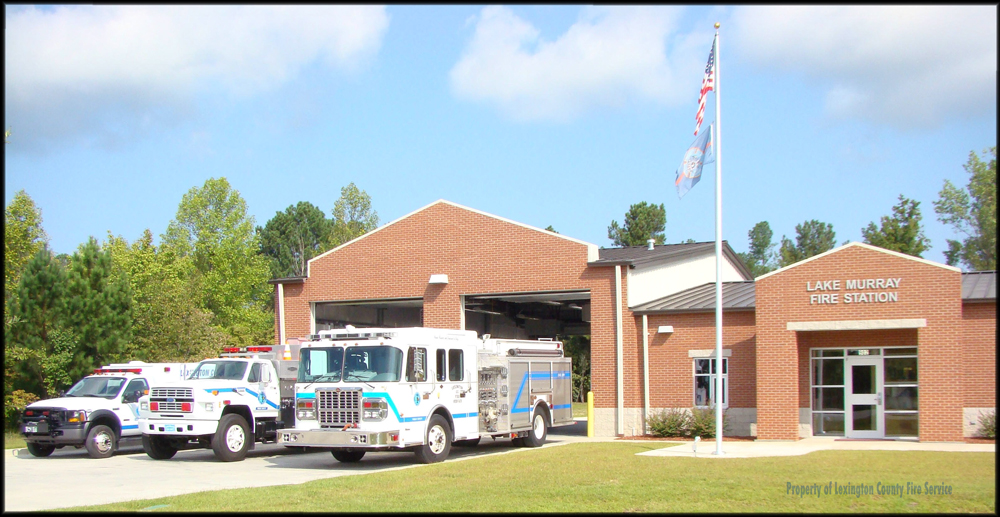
(810, 349), (845, 436)
(122, 379), (148, 403)
(247, 363), (261, 383)
(448, 349), (464, 381)
(693, 358), (727, 408)
(406, 347), (427, 382)
(297, 347), (344, 383)
(436, 349), (447, 382)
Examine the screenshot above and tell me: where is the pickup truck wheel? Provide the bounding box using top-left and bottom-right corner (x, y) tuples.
(331, 450), (366, 462)
(26, 442), (55, 457)
(85, 425), (116, 459)
(212, 414), (250, 462)
(453, 437), (481, 447)
(142, 435), (178, 460)
(521, 409), (549, 448)
(415, 414), (452, 464)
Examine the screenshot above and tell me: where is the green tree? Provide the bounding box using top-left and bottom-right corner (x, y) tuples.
(861, 194), (930, 257)
(737, 221), (777, 277)
(63, 238), (133, 381)
(259, 202), (333, 278)
(544, 225), (558, 233)
(161, 177), (273, 347)
(6, 248), (68, 396)
(933, 147), (996, 270)
(607, 202), (666, 247)
(5, 191), (48, 308)
(105, 230), (226, 363)
(561, 335), (590, 402)
(778, 220), (836, 267)
(329, 183), (379, 247)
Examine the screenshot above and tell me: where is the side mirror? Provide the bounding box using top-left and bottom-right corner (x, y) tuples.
(262, 368), (272, 384)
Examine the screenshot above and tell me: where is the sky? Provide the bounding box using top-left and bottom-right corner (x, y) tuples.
(4, 5), (997, 268)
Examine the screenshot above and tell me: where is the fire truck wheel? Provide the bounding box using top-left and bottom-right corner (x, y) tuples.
(26, 442), (55, 457)
(522, 409), (549, 448)
(142, 435), (178, 460)
(331, 450), (366, 462)
(85, 425), (116, 459)
(453, 437), (481, 447)
(415, 414), (452, 464)
(212, 414), (250, 462)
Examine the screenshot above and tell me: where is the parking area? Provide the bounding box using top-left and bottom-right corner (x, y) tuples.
(4, 420), (592, 511)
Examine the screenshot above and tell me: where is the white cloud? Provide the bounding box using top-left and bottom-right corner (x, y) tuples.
(4, 5), (389, 151)
(449, 6), (706, 122)
(730, 6), (997, 129)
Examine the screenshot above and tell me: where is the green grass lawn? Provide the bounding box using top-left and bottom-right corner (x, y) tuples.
(572, 401), (587, 418)
(5, 431), (26, 450)
(62, 443), (994, 513)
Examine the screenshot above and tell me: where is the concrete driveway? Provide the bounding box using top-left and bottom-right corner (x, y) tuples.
(4, 420), (595, 511)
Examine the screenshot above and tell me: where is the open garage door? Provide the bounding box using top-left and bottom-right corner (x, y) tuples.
(313, 298), (422, 332)
(463, 290), (590, 340)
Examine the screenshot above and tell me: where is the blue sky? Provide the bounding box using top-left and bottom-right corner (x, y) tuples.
(5, 5), (997, 268)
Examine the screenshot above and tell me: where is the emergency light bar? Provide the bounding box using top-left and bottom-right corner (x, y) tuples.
(310, 331), (397, 341)
(221, 346), (273, 353)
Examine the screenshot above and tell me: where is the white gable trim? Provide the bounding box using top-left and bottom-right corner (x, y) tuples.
(755, 242), (960, 282)
(306, 199), (599, 275)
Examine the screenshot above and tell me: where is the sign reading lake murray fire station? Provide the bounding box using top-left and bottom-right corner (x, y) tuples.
(806, 278), (901, 305)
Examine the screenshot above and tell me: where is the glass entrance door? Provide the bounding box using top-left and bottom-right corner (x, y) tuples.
(845, 355), (884, 438)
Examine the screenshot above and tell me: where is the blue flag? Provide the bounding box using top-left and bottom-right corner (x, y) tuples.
(675, 124), (714, 199)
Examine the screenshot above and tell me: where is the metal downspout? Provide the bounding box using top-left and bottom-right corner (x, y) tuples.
(615, 265), (624, 436)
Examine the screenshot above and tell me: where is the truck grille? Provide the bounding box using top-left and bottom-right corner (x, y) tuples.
(317, 389), (361, 428)
(153, 402), (189, 412)
(151, 388), (194, 399)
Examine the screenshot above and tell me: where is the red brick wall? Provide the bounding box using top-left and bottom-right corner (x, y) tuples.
(962, 301), (997, 407)
(275, 201), (619, 408)
(755, 244), (963, 441)
(642, 311), (756, 408)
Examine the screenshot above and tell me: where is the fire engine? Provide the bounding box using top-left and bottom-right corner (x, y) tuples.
(278, 327), (573, 464)
(19, 361), (199, 459)
(136, 344), (301, 462)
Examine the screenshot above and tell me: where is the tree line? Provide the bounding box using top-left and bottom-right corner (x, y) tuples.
(605, 148), (995, 277)
(4, 178), (378, 427)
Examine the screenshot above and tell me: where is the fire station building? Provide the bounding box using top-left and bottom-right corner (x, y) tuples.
(270, 200), (996, 441)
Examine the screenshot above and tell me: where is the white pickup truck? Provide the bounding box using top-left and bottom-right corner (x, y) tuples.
(137, 345), (299, 462)
(18, 362), (198, 458)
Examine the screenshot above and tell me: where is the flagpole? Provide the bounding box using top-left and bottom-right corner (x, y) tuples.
(712, 23), (724, 456)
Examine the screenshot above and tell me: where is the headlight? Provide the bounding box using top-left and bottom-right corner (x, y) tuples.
(296, 399), (316, 420)
(67, 410), (87, 423)
(362, 398), (388, 421)
(140, 401), (148, 411)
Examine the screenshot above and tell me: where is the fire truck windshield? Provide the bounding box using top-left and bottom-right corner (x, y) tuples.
(298, 346), (403, 383)
(187, 361), (249, 381)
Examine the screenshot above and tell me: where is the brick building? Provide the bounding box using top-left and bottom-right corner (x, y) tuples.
(271, 200), (996, 441)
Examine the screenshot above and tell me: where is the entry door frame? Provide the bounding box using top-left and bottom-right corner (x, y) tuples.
(845, 354), (884, 438)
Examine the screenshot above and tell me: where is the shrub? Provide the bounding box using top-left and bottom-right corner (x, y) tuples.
(646, 408), (691, 437)
(978, 410), (996, 439)
(688, 407), (730, 438)
(4, 390), (39, 431)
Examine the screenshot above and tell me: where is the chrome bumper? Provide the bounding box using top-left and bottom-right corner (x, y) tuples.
(278, 428), (401, 447)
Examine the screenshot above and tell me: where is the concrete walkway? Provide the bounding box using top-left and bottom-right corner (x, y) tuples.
(635, 437), (996, 459)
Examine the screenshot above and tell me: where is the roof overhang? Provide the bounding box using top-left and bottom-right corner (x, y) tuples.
(267, 276), (306, 285)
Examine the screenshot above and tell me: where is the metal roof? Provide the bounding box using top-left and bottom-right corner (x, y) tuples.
(631, 281), (756, 313)
(632, 272), (995, 313)
(962, 271), (996, 301)
(591, 241), (753, 280)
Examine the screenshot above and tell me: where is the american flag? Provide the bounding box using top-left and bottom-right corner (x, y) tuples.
(694, 40), (715, 136)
